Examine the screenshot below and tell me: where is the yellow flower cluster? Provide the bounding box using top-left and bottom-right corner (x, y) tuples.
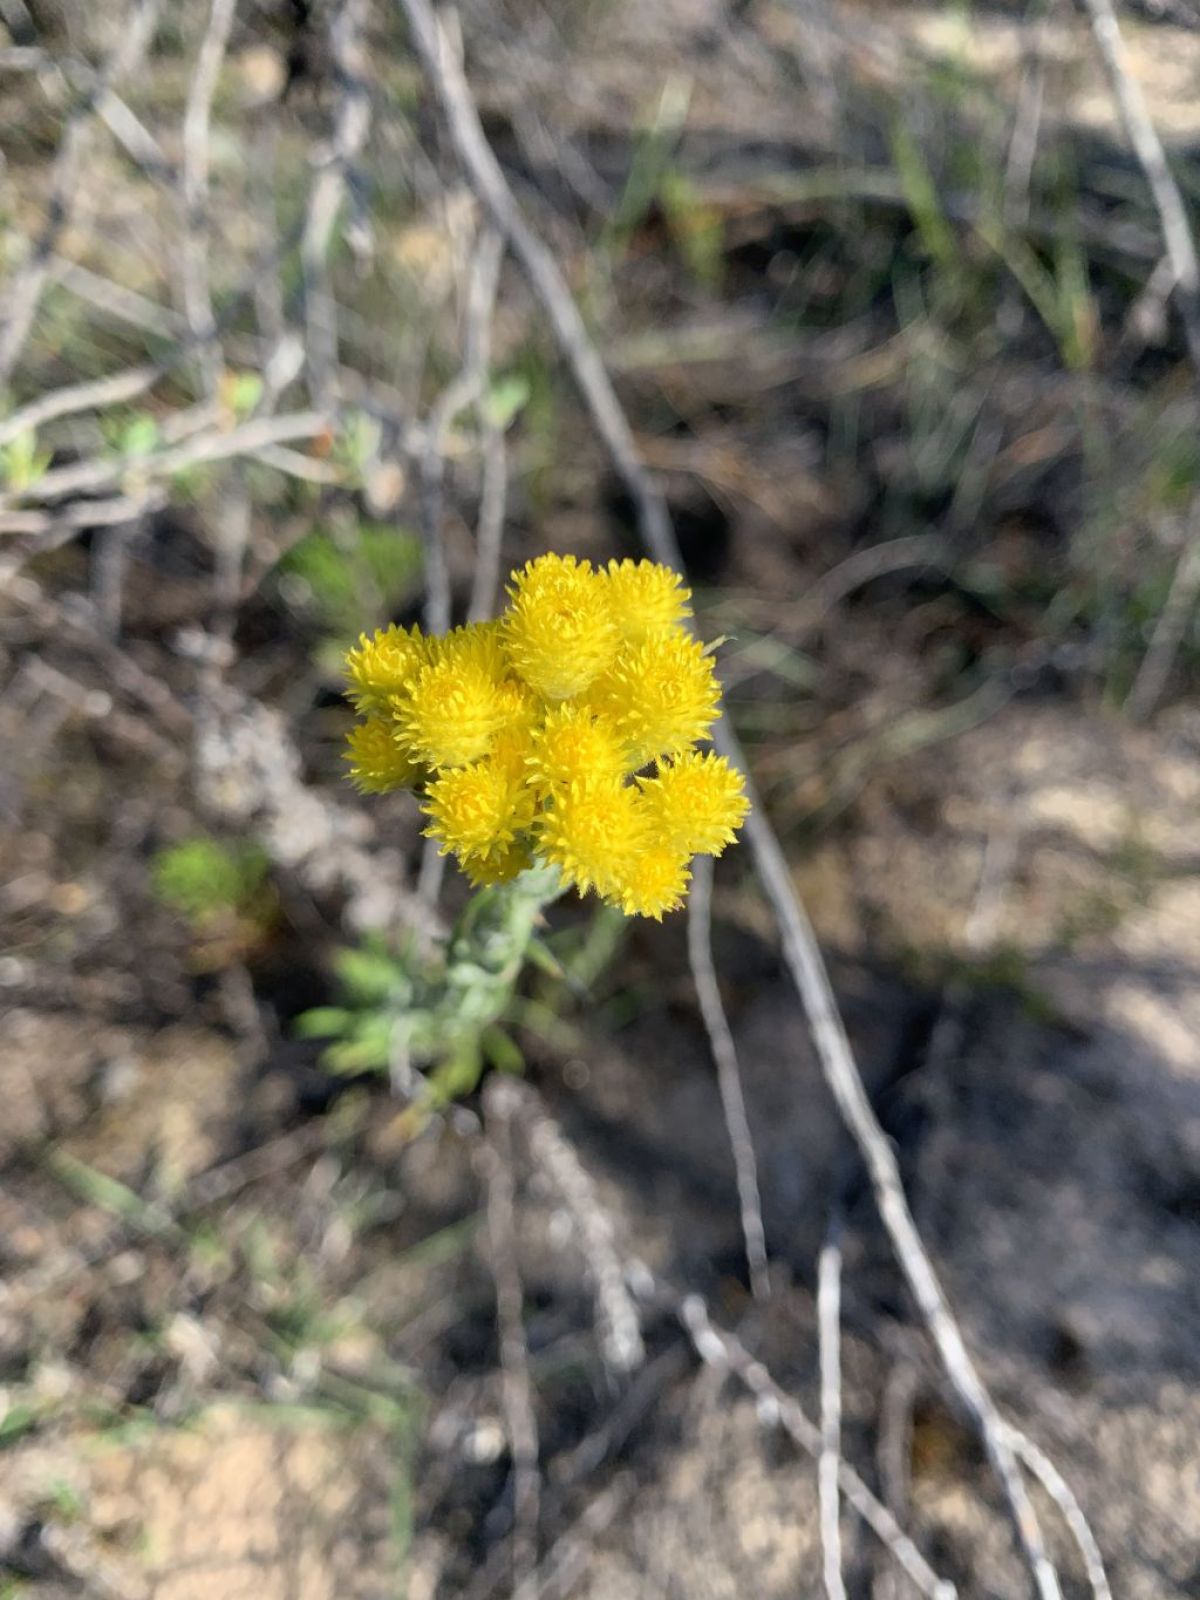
(343, 554), (749, 918)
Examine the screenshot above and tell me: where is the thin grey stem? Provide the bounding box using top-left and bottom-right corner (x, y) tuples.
(394, 0), (678, 569)
(419, 224), (505, 636)
(514, 1084), (644, 1373)
(818, 1213), (847, 1600)
(1125, 502), (1200, 722)
(0, 364), (159, 451)
(180, 0), (238, 396)
(1006, 1425), (1112, 1600)
(482, 1080), (541, 1600)
(301, 0), (371, 412)
(1076, 0), (1200, 371)
(676, 1293), (954, 1600)
(686, 854), (770, 1302)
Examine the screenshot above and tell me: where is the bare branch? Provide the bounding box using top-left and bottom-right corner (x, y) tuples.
(1076, 0), (1200, 370)
(180, 0), (239, 395)
(0, 364), (159, 451)
(1, 410), (328, 509)
(394, 0), (678, 569)
(1125, 499), (1200, 721)
(301, 0), (372, 412)
(687, 854), (771, 1302)
(482, 1080), (541, 1599)
(467, 411), (508, 623)
(419, 224), (505, 635)
(511, 1081), (644, 1374)
(818, 1214), (848, 1600)
(504, 1080), (954, 1599)
(677, 1294), (955, 1600)
(1006, 1425), (1112, 1600)
(0, 0), (163, 387)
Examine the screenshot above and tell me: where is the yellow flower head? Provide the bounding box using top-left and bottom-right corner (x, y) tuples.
(502, 553), (618, 700)
(345, 623), (427, 713)
(396, 653), (507, 769)
(526, 703), (629, 799)
(607, 843), (691, 921)
(422, 751), (535, 866)
(535, 777), (646, 900)
(494, 676), (541, 736)
(591, 632), (721, 766)
(343, 555), (748, 917)
(638, 751), (749, 857)
(344, 717), (422, 793)
(603, 558), (692, 645)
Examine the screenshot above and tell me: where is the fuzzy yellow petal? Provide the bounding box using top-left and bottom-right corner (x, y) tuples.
(502, 552), (618, 700)
(604, 844), (692, 921)
(422, 751), (536, 864)
(526, 703), (630, 799)
(638, 750), (749, 856)
(344, 717), (422, 793)
(344, 623), (427, 713)
(534, 777), (645, 900)
(603, 557), (692, 645)
(589, 632), (721, 766)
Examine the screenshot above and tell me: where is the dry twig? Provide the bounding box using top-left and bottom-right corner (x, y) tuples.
(1076, 0), (1200, 370)
(180, 0), (238, 395)
(687, 854), (771, 1303)
(482, 1079), (542, 1600)
(1125, 501), (1200, 721)
(515, 1084), (644, 1374)
(504, 1081), (954, 1598)
(818, 1212), (848, 1600)
(301, 0), (372, 412)
(0, 0), (163, 386)
(677, 1294), (953, 1599)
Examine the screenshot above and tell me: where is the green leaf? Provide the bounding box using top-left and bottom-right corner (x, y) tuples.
(427, 1036), (484, 1104)
(120, 413), (160, 458)
(323, 1014), (394, 1074)
(334, 942), (408, 1007)
(229, 371), (264, 418)
(293, 1007), (354, 1040)
(482, 373), (531, 431)
(480, 1024), (524, 1076)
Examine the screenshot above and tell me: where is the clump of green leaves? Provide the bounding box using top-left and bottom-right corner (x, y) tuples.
(296, 871), (577, 1128)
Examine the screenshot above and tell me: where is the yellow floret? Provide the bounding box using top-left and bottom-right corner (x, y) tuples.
(462, 838), (535, 887)
(534, 777), (646, 900)
(589, 632), (721, 766)
(396, 654), (507, 769)
(526, 704), (629, 799)
(344, 718), (423, 793)
(494, 676), (541, 736)
(638, 750), (749, 856)
(433, 620), (509, 677)
(603, 558), (692, 645)
(422, 751), (535, 866)
(502, 552), (618, 700)
(344, 623), (427, 713)
(604, 843), (692, 921)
